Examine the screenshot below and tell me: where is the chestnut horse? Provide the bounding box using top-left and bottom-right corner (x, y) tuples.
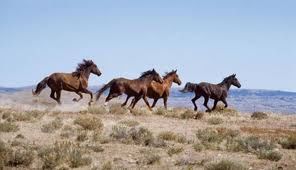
(123, 70), (182, 109)
(180, 74), (241, 112)
(32, 59), (101, 105)
(96, 69), (163, 110)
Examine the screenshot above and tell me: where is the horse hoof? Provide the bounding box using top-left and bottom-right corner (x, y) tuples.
(206, 109), (212, 113)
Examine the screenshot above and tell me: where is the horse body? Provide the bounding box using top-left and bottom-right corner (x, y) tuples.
(181, 74), (241, 112)
(147, 70), (182, 109)
(96, 69), (163, 111)
(32, 59), (101, 105)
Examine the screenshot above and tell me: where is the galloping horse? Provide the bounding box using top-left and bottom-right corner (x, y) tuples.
(96, 69), (163, 111)
(180, 74), (241, 112)
(32, 59), (101, 105)
(123, 70), (181, 109)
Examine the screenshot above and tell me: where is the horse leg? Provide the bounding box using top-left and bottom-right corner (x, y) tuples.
(142, 95), (152, 111)
(163, 97), (168, 110)
(203, 96), (211, 112)
(128, 98), (136, 108)
(212, 99), (219, 110)
(221, 98), (228, 108)
(131, 96), (141, 109)
(56, 90), (62, 105)
(191, 95), (201, 111)
(105, 92), (121, 106)
(81, 89), (93, 106)
(50, 89), (57, 100)
(73, 92), (83, 102)
(151, 99), (159, 108)
(121, 95), (131, 107)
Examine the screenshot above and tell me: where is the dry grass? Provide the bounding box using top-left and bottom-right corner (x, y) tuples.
(119, 119), (140, 127)
(279, 134), (296, 149)
(157, 131), (187, 144)
(41, 117), (63, 133)
(74, 115), (103, 131)
(139, 149), (161, 165)
(38, 141), (92, 169)
(258, 150), (282, 162)
(87, 106), (107, 114)
(101, 161), (112, 170)
(109, 104), (129, 114)
(207, 117), (223, 125)
(211, 105), (239, 116)
(110, 125), (154, 146)
(167, 146), (184, 156)
(76, 131), (88, 142)
(0, 121), (19, 132)
(251, 112), (268, 120)
(205, 159), (247, 170)
(5, 148), (34, 167)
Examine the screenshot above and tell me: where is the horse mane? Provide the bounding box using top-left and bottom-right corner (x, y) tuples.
(72, 59), (94, 76)
(139, 69), (157, 78)
(163, 70), (176, 79)
(218, 74), (235, 85)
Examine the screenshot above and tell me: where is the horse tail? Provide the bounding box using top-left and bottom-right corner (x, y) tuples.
(96, 79), (116, 101)
(32, 77), (49, 96)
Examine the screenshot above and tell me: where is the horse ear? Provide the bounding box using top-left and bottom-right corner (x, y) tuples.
(174, 69), (177, 73)
(234, 74), (236, 77)
(152, 69), (155, 72)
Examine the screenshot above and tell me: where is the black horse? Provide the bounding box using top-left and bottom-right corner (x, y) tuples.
(180, 74), (241, 112)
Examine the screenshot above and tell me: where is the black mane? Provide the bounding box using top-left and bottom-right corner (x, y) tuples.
(139, 69), (157, 78)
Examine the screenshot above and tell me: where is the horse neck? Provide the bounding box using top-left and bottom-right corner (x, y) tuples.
(139, 76), (155, 84)
(164, 76), (174, 87)
(81, 67), (92, 80)
(219, 81), (232, 91)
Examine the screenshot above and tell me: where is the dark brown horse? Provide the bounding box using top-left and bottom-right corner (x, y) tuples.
(32, 59), (101, 105)
(180, 74), (241, 112)
(95, 69), (163, 111)
(123, 70), (181, 109)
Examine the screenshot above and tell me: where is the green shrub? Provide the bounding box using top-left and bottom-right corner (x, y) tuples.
(0, 122), (19, 132)
(168, 146), (184, 156)
(280, 135), (296, 149)
(258, 150), (282, 162)
(251, 112), (268, 120)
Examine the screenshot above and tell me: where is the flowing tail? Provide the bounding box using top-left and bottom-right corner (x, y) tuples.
(32, 77), (49, 96)
(96, 79), (116, 101)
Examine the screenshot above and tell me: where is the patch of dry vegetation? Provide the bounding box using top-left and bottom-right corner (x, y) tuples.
(211, 105), (239, 116)
(0, 121), (19, 132)
(157, 131), (187, 144)
(279, 134), (296, 149)
(119, 119), (140, 127)
(74, 115), (103, 131)
(205, 159), (247, 170)
(87, 106), (107, 114)
(109, 104), (129, 115)
(41, 117), (63, 133)
(251, 112), (268, 120)
(38, 141), (92, 169)
(207, 117), (224, 125)
(139, 149), (161, 165)
(167, 146), (184, 156)
(1, 109), (44, 122)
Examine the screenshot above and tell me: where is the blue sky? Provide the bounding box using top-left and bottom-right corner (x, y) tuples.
(1, 0), (295, 91)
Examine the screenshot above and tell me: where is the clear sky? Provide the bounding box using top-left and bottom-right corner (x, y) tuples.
(1, 0), (295, 91)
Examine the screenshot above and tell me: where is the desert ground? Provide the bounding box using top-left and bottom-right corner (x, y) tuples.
(0, 90), (296, 170)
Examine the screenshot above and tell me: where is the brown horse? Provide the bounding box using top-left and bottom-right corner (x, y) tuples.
(180, 74), (241, 112)
(95, 69), (163, 111)
(123, 70), (182, 109)
(32, 59), (102, 105)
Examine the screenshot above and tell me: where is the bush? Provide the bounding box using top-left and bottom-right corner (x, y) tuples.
(158, 131), (187, 143)
(74, 115), (103, 131)
(38, 141), (91, 169)
(207, 117), (223, 125)
(119, 120), (140, 127)
(168, 146), (184, 156)
(193, 142), (204, 152)
(101, 161), (112, 170)
(76, 131), (88, 142)
(41, 118), (63, 133)
(5, 148), (34, 167)
(212, 105), (238, 116)
(194, 112), (204, 119)
(140, 149), (161, 165)
(88, 106), (107, 114)
(180, 110), (196, 119)
(258, 150), (282, 162)
(0, 122), (19, 132)
(109, 104), (128, 114)
(205, 159), (247, 170)
(251, 112), (268, 120)
(280, 135), (296, 149)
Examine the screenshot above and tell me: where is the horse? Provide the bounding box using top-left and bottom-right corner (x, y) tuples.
(32, 59), (102, 105)
(180, 74), (241, 112)
(95, 69), (163, 111)
(123, 70), (182, 109)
